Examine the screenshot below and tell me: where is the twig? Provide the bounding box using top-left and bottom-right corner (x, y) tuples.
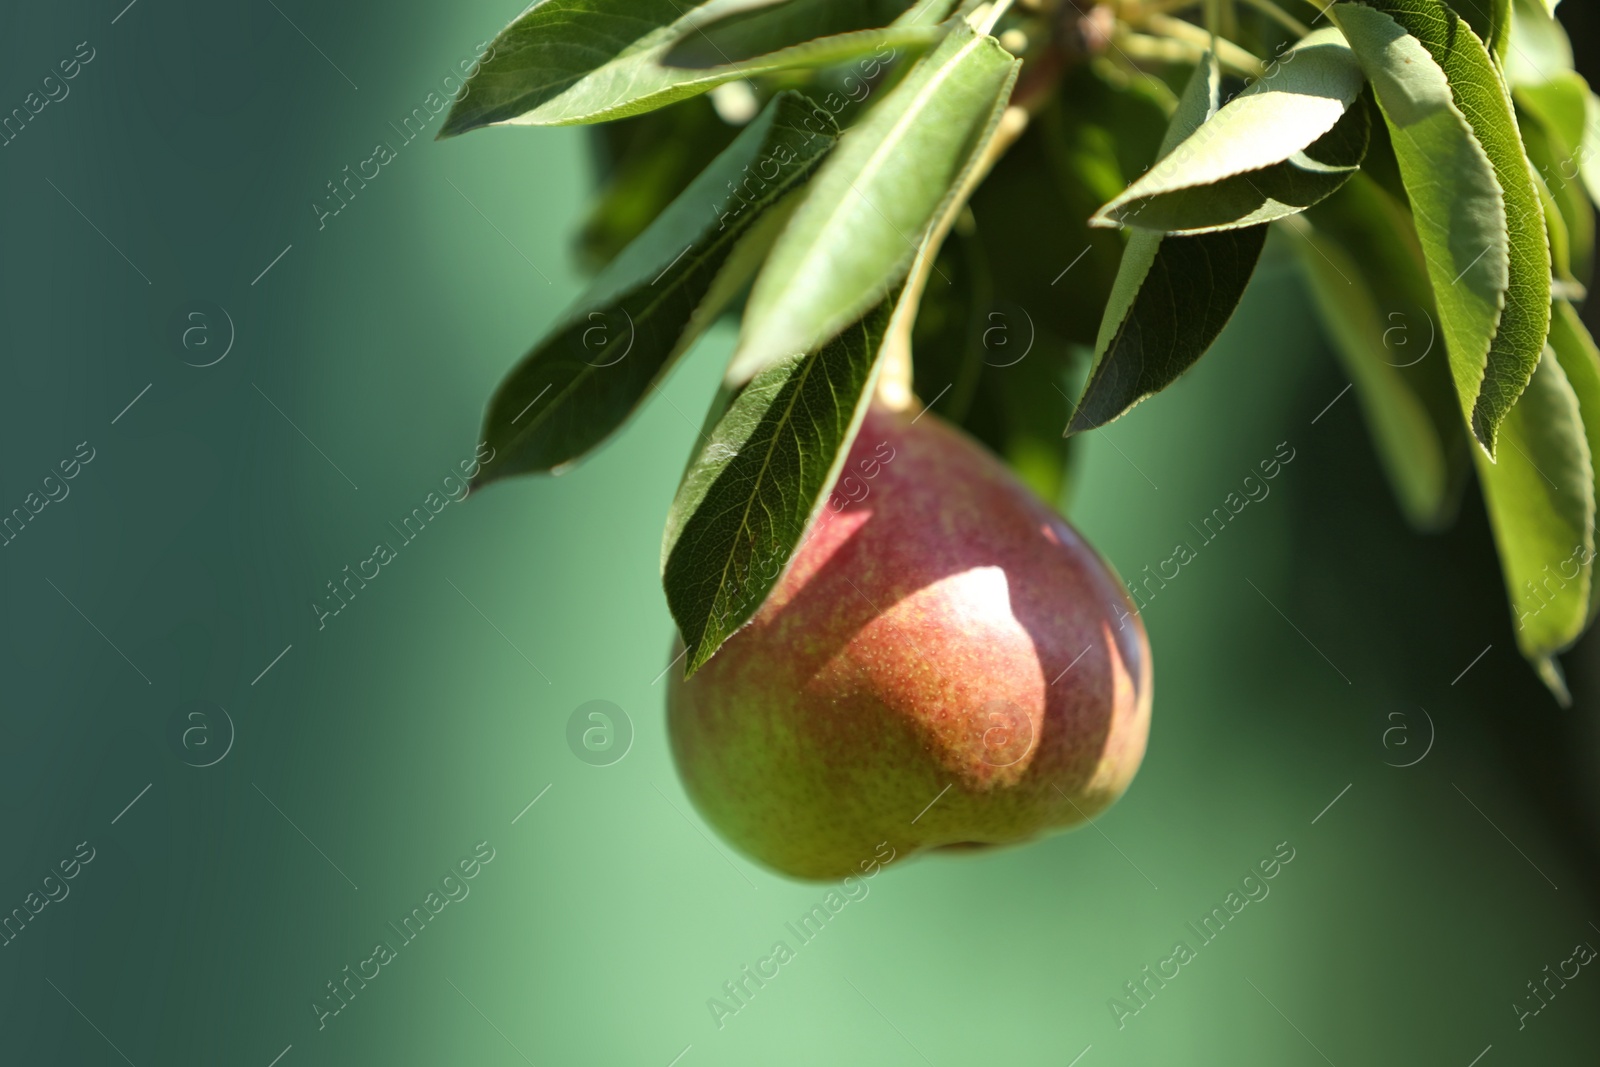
(1116, 29), (1264, 79)
(876, 106), (1030, 411)
(1238, 0), (1312, 37)
(1144, 14), (1267, 75)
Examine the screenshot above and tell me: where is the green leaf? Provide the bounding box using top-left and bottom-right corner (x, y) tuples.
(663, 0), (932, 67)
(1092, 28), (1368, 234)
(1547, 300), (1600, 625)
(1515, 72), (1588, 152)
(1502, 0), (1600, 216)
(1510, 69), (1600, 239)
(1475, 346), (1595, 702)
(1069, 53), (1267, 434)
(576, 96), (741, 272)
(440, 0), (945, 134)
(1514, 74), (1596, 288)
(1585, 89), (1600, 209)
(475, 93), (836, 487)
(1530, 164), (1576, 290)
(1486, 0), (1513, 64)
(1505, 0), (1573, 88)
(1068, 227), (1266, 433)
(726, 21), (1020, 384)
(1286, 175), (1469, 530)
(662, 295), (898, 675)
(1097, 101), (1369, 235)
(1332, 1), (1552, 456)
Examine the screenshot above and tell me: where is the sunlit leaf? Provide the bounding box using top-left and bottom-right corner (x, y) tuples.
(1514, 74), (1596, 288)
(1511, 93), (1582, 292)
(1098, 102), (1369, 235)
(1069, 53), (1266, 434)
(440, 0), (946, 133)
(1531, 167), (1576, 292)
(727, 21), (1020, 383)
(1547, 300), (1600, 625)
(1586, 89), (1600, 208)
(475, 93), (836, 487)
(1092, 28), (1367, 234)
(1515, 72), (1587, 162)
(1505, 0), (1573, 87)
(1332, 1), (1551, 456)
(663, 0), (940, 67)
(1484, 0), (1513, 64)
(1287, 175), (1468, 530)
(1475, 348), (1595, 703)
(1503, 0), (1600, 212)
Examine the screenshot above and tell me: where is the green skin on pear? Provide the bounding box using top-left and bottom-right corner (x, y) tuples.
(667, 403), (1152, 881)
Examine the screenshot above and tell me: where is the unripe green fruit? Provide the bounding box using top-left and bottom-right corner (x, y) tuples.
(667, 402), (1152, 880)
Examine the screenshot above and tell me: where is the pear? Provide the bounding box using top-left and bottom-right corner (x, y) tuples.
(667, 402), (1152, 880)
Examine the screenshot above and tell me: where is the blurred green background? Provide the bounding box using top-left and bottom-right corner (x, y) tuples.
(4, 1), (1600, 1064)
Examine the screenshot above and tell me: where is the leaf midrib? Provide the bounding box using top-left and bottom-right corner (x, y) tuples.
(697, 344), (830, 654)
